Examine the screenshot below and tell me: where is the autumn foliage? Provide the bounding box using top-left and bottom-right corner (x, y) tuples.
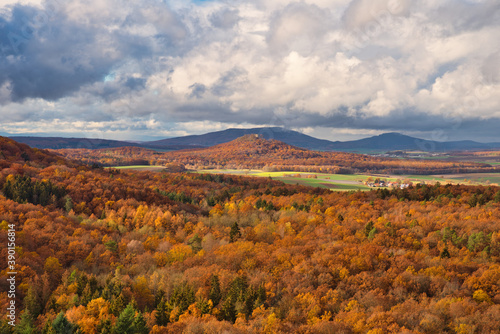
(55, 135), (498, 174)
(1, 138), (500, 333)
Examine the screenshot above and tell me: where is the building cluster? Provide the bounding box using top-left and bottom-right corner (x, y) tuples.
(365, 180), (413, 189)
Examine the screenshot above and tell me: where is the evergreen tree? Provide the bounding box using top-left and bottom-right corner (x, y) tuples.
(0, 320), (14, 334)
(495, 190), (500, 203)
(220, 297), (237, 323)
(208, 275), (221, 306)
(52, 312), (78, 334)
(113, 304), (135, 334)
(440, 247), (451, 258)
(15, 311), (35, 334)
(64, 196), (73, 213)
(188, 233), (202, 253)
(254, 285), (266, 308)
(154, 289), (165, 308)
(196, 298), (212, 315)
(111, 293), (126, 316)
(155, 298), (170, 327)
(132, 312), (149, 334)
(364, 221), (374, 237)
(76, 274), (88, 297)
(170, 283), (195, 314)
(24, 284), (42, 319)
(97, 319), (112, 334)
(229, 222), (241, 242)
(42, 319), (56, 334)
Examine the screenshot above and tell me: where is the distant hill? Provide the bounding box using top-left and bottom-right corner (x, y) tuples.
(10, 136), (135, 149)
(10, 129), (500, 152)
(143, 128), (500, 152)
(10, 136), (207, 151)
(157, 135), (495, 174)
(146, 127), (335, 150)
(0, 136), (72, 168)
(331, 132), (500, 151)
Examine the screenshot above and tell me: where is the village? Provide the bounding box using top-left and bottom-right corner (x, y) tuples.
(364, 177), (413, 189)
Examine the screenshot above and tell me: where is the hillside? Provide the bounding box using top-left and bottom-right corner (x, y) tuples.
(1, 136), (500, 333)
(332, 132), (500, 151)
(0, 136), (72, 168)
(165, 135), (495, 174)
(10, 136), (205, 151)
(56, 146), (161, 167)
(146, 127), (336, 150)
(9, 136), (136, 149)
(55, 135), (498, 175)
(13, 128), (500, 152)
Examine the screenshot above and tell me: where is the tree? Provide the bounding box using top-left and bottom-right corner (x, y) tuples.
(364, 221), (374, 238)
(440, 247), (450, 258)
(24, 284), (42, 320)
(208, 275), (222, 306)
(113, 304), (135, 334)
(188, 233), (202, 253)
(220, 297), (237, 323)
(132, 312), (149, 334)
(155, 298), (170, 327)
(15, 311), (35, 334)
(494, 190), (500, 203)
(64, 195), (73, 213)
(52, 312), (78, 334)
(97, 319), (112, 334)
(230, 222), (241, 242)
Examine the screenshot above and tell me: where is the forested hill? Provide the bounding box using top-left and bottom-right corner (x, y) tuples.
(54, 135), (498, 174)
(13, 128), (500, 151)
(161, 135), (495, 174)
(0, 136), (72, 168)
(1, 135), (500, 333)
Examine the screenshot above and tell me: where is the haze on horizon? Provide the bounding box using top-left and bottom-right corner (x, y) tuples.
(0, 0), (499, 143)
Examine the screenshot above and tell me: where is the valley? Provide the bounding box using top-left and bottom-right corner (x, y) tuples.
(1, 134), (500, 333)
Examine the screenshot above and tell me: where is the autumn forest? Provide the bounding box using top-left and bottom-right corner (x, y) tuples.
(1, 135), (500, 333)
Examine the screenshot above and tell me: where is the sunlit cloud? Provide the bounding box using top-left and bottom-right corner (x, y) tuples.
(0, 0), (499, 141)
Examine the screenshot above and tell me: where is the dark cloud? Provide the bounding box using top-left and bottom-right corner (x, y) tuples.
(432, 0), (500, 32)
(188, 83), (206, 99)
(124, 77), (146, 90)
(0, 1), (183, 103)
(0, 0), (498, 142)
(209, 8), (239, 29)
(211, 67), (248, 97)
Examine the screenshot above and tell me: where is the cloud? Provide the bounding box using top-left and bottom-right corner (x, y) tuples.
(0, 0), (499, 141)
(0, 0), (184, 102)
(209, 7), (240, 29)
(342, 0), (411, 30)
(266, 2), (333, 56)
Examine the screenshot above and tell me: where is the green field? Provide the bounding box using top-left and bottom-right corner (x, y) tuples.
(107, 167), (500, 190)
(197, 169), (500, 190)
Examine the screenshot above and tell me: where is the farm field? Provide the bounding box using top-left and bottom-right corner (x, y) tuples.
(198, 169), (500, 190)
(107, 166), (500, 190)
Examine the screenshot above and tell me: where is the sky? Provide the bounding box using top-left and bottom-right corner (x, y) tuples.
(0, 0), (499, 142)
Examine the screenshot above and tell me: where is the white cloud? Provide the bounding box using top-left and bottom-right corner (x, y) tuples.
(0, 0), (499, 141)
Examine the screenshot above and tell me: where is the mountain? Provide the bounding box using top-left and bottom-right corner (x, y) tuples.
(330, 133), (500, 151)
(142, 129), (500, 152)
(158, 134), (494, 174)
(146, 127), (335, 150)
(10, 129), (500, 152)
(10, 136), (206, 151)
(0, 136), (72, 168)
(9, 136), (135, 150)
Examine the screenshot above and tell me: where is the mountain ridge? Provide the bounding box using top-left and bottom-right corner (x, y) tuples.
(9, 128), (500, 152)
